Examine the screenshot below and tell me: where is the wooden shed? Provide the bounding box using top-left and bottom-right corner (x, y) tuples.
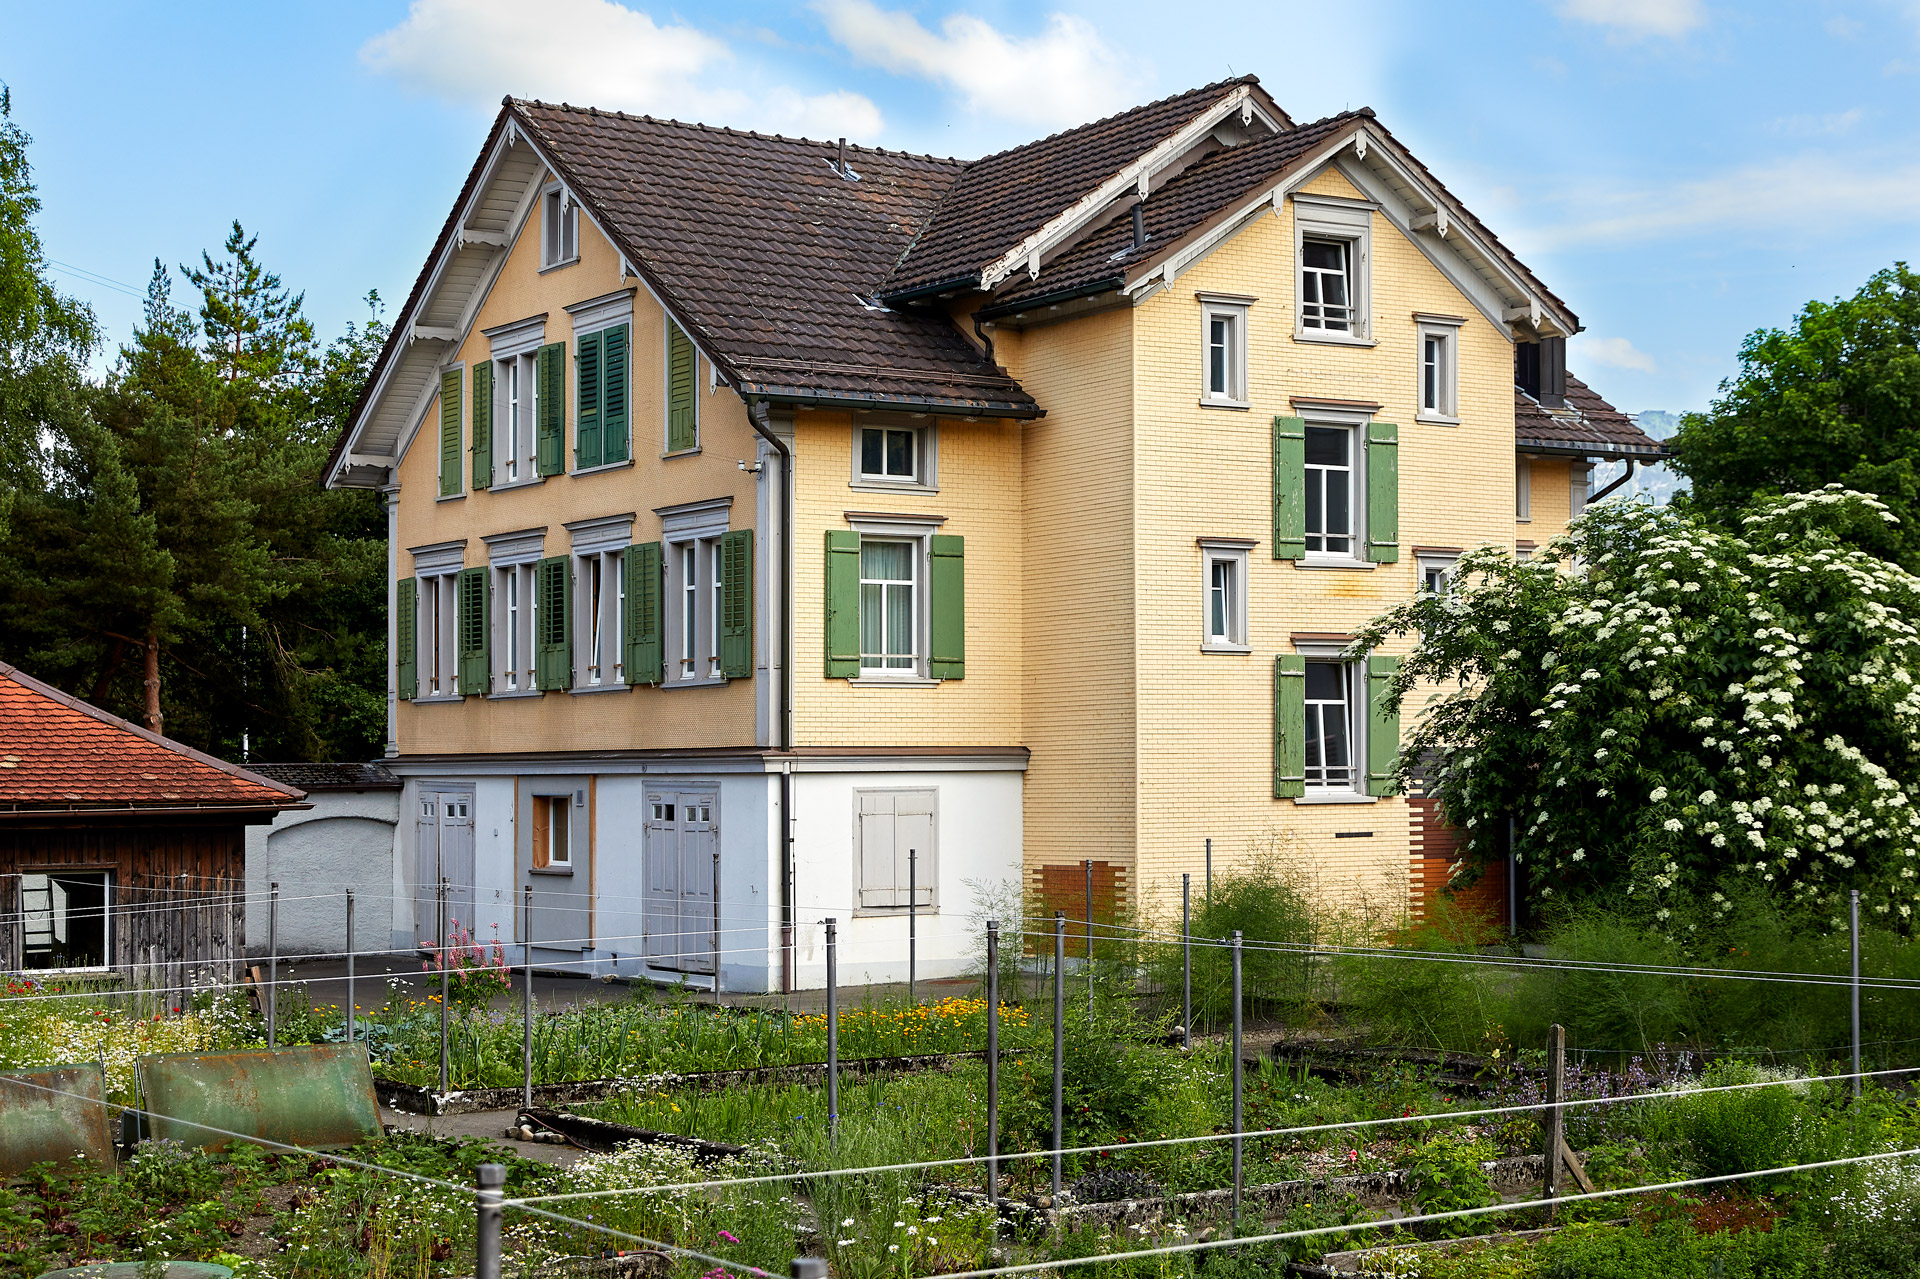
(0, 663), (306, 977)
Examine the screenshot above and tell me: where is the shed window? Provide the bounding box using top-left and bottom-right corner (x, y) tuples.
(20, 872), (110, 970)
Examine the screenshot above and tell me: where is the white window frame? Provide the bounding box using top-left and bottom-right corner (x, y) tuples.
(566, 514), (635, 692)
(483, 528), (546, 697)
(409, 541), (466, 702)
(1517, 457), (1533, 522)
(850, 416), (938, 492)
(657, 497), (732, 688)
(19, 871), (112, 971)
(852, 788), (939, 914)
(1416, 549), (1461, 596)
(540, 182), (578, 271)
(1300, 408), (1369, 566)
(1198, 538), (1254, 653)
(1197, 293), (1253, 408)
(1293, 638), (1370, 803)
(845, 514), (943, 685)
(1292, 194), (1373, 346)
(483, 315), (548, 488)
(1414, 314), (1464, 424)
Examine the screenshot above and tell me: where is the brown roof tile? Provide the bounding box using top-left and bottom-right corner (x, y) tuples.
(882, 77), (1267, 299)
(512, 103), (1039, 417)
(0, 665), (305, 814)
(1516, 375), (1667, 459)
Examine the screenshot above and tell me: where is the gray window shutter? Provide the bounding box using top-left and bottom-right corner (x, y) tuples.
(858, 792), (898, 908)
(1273, 655), (1306, 798)
(824, 530), (860, 678)
(1366, 654), (1402, 797)
(719, 528), (753, 679)
(929, 534), (965, 680)
(1366, 421), (1400, 563)
(395, 577), (417, 701)
(1272, 416), (1306, 559)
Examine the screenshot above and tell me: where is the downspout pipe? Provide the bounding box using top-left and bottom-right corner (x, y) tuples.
(747, 399), (796, 994)
(1587, 459), (1637, 505)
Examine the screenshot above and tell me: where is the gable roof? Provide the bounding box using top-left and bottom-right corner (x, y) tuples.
(1516, 376), (1667, 460)
(0, 663), (306, 818)
(881, 77), (1279, 300)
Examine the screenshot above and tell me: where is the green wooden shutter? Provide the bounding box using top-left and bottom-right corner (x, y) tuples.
(536, 341), (565, 476)
(534, 556), (571, 689)
(929, 534), (965, 680)
(624, 541), (663, 685)
(1272, 416), (1306, 560)
(470, 362), (492, 491)
(575, 328), (602, 470)
(1273, 655), (1306, 799)
(456, 567), (489, 695)
(666, 319), (697, 452)
(1366, 654), (1402, 797)
(602, 323), (630, 464)
(396, 577), (417, 701)
(719, 529), (753, 679)
(438, 370), (463, 497)
(824, 530), (860, 678)
(1365, 421), (1400, 564)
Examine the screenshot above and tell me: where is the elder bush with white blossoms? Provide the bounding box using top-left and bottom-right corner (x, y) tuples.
(1353, 488), (1920, 927)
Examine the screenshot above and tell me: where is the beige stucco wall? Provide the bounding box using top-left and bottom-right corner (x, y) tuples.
(789, 408), (1027, 748)
(1120, 161), (1522, 920)
(392, 176), (761, 755)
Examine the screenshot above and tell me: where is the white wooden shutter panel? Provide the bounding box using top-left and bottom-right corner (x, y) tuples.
(894, 792), (934, 907)
(858, 793), (897, 908)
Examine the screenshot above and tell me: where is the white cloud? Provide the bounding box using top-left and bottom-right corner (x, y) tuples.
(1555, 0), (1705, 39)
(1530, 153), (1920, 247)
(1573, 335), (1658, 373)
(814, 0), (1147, 131)
(1773, 108), (1864, 136)
(362, 0), (883, 140)
(1825, 14), (1864, 38)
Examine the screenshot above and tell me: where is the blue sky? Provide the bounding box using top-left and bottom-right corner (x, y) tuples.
(5, 0), (1917, 415)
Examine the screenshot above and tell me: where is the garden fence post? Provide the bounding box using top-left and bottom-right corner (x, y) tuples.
(908, 848), (917, 1007)
(712, 844), (723, 1004)
(345, 889), (355, 1044)
(1851, 889), (1862, 1098)
(175, 871), (187, 1018)
(1084, 858), (1094, 1017)
(1544, 1023), (1566, 1211)
(523, 884), (534, 1110)
(1231, 929), (1243, 1229)
(986, 919), (1000, 1210)
(1052, 910), (1065, 1200)
(1181, 874), (1192, 1050)
(474, 1162), (505, 1279)
(1205, 838), (1212, 904)
(791, 1259), (827, 1279)
(439, 876), (450, 1096)
(825, 918), (839, 1140)
(267, 881), (279, 1048)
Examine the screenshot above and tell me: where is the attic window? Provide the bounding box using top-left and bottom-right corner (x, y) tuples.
(542, 185), (578, 269)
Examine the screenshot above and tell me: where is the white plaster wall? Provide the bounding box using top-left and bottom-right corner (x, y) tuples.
(244, 789), (400, 957)
(787, 769), (1023, 991)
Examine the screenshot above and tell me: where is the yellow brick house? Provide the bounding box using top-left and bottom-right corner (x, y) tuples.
(325, 77), (1661, 990)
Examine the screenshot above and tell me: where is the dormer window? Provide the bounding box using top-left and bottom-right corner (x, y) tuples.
(542, 184), (578, 269)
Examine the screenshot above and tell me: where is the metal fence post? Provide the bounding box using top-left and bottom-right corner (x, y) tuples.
(345, 889), (356, 1044)
(908, 848), (917, 1007)
(1205, 838), (1213, 904)
(791, 1259), (827, 1279)
(267, 882), (279, 1048)
(523, 885), (535, 1109)
(825, 918), (839, 1140)
(438, 876), (450, 1096)
(474, 1162), (505, 1279)
(1052, 910), (1065, 1200)
(986, 919), (1000, 1208)
(1181, 874), (1193, 1050)
(174, 871), (187, 1018)
(1851, 889), (1863, 1098)
(1544, 1023), (1566, 1211)
(712, 844), (723, 1003)
(1083, 858), (1094, 1017)
(1231, 930), (1244, 1228)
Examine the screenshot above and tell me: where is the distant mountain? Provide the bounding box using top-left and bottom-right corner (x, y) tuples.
(1591, 409), (1688, 507)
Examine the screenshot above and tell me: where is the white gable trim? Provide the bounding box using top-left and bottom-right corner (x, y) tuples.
(1328, 156), (1514, 336)
(978, 84), (1274, 292)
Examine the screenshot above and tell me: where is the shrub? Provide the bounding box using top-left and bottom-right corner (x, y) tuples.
(1338, 900), (1510, 1051)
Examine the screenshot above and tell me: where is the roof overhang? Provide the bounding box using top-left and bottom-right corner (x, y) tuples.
(0, 803), (309, 826)
(1517, 439), (1671, 461)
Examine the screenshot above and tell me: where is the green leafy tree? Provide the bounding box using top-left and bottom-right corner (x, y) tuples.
(0, 84), (97, 537)
(1670, 263), (1920, 568)
(1353, 492), (1920, 931)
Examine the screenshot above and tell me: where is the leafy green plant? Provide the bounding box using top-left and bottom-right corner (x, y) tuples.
(1402, 1135), (1498, 1238)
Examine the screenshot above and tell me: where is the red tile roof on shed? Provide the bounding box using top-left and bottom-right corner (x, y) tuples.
(0, 664), (305, 815)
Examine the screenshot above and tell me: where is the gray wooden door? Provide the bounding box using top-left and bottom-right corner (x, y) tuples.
(415, 789), (476, 947)
(643, 790), (717, 972)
